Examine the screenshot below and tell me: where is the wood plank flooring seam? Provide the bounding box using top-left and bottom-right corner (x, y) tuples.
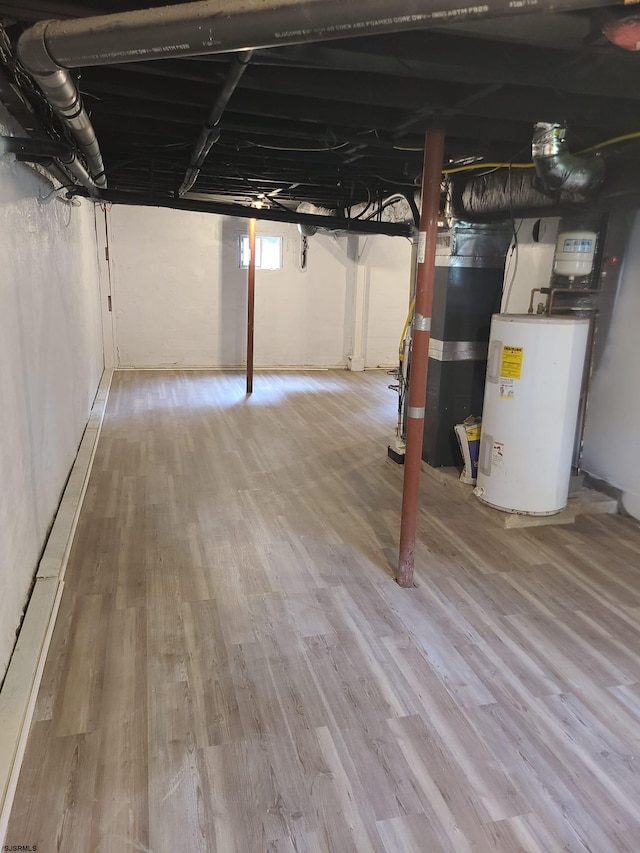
(7, 370), (640, 853)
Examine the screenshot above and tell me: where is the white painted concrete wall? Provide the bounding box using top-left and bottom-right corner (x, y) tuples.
(361, 235), (413, 368)
(0, 115), (103, 679)
(501, 217), (559, 314)
(107, 205), (411, 369)
(253, 220), (352, 367)
(582, 211), (640, 520)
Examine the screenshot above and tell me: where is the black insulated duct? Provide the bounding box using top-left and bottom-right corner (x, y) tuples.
(532, 122), (604, 198)
(451, 169), (556, 223)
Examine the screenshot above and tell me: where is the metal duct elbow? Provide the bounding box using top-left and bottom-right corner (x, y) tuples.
(532, 122), (604, 198)
(17, 21), (106, 193)
(296, 202), (336, 235)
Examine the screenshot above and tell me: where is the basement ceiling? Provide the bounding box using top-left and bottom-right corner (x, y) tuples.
(1, 0), (640, 211)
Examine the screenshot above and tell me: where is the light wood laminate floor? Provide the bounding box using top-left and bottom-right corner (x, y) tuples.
(7, 369), (640, 852)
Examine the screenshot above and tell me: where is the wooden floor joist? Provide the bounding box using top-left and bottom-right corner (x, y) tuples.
(5, 369), (640, 852)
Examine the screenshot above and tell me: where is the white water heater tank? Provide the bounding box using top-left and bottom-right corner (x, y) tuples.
(475, 315), (590, 515)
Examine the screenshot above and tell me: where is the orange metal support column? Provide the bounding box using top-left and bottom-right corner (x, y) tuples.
(246, 217), (256, 394)
(397, 128), (445, 587)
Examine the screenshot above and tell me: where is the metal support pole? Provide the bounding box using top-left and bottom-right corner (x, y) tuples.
(397, 127), (445, 588)
(246, 217), (256, 394)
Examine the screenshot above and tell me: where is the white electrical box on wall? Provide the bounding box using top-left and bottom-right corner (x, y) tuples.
(475, 314), (590, 515)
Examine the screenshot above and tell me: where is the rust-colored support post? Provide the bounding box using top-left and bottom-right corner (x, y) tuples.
(246, 217), (256, 394)
(397, 128), (445, 587)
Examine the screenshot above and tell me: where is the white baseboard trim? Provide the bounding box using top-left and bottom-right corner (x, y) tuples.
(0, 368), (113, 845)
(115, 365), (340, 371)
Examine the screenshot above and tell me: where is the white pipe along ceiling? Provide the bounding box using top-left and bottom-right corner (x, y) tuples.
(2, 0), (640, 224)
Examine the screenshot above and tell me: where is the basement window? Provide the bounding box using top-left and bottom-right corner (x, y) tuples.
(239, 235), (283, 270)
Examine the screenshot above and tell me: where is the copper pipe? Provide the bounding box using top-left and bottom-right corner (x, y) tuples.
(528, 287), (544, 314)
(246, 217), (256, 394)
(397, 127), (445, 588)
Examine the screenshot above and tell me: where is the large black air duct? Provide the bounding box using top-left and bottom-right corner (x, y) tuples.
(451, 170), (556, 222)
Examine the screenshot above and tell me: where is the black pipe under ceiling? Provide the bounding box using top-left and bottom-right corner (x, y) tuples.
(17, 0), (632, 72)
(92, 188), (414, 236)
(179, 50), (254, 196)
(17, 0), (638, 196)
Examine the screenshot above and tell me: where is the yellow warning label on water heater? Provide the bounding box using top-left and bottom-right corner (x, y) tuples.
(500, 345), (524, 379)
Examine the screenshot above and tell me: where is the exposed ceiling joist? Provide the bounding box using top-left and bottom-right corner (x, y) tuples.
(1, 0), (639, 209)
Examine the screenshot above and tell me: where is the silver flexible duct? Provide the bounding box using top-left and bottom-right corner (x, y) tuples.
(453, 123), (606, 221)
(17, 23), (105, 193)
(532, 122), (604, 197)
